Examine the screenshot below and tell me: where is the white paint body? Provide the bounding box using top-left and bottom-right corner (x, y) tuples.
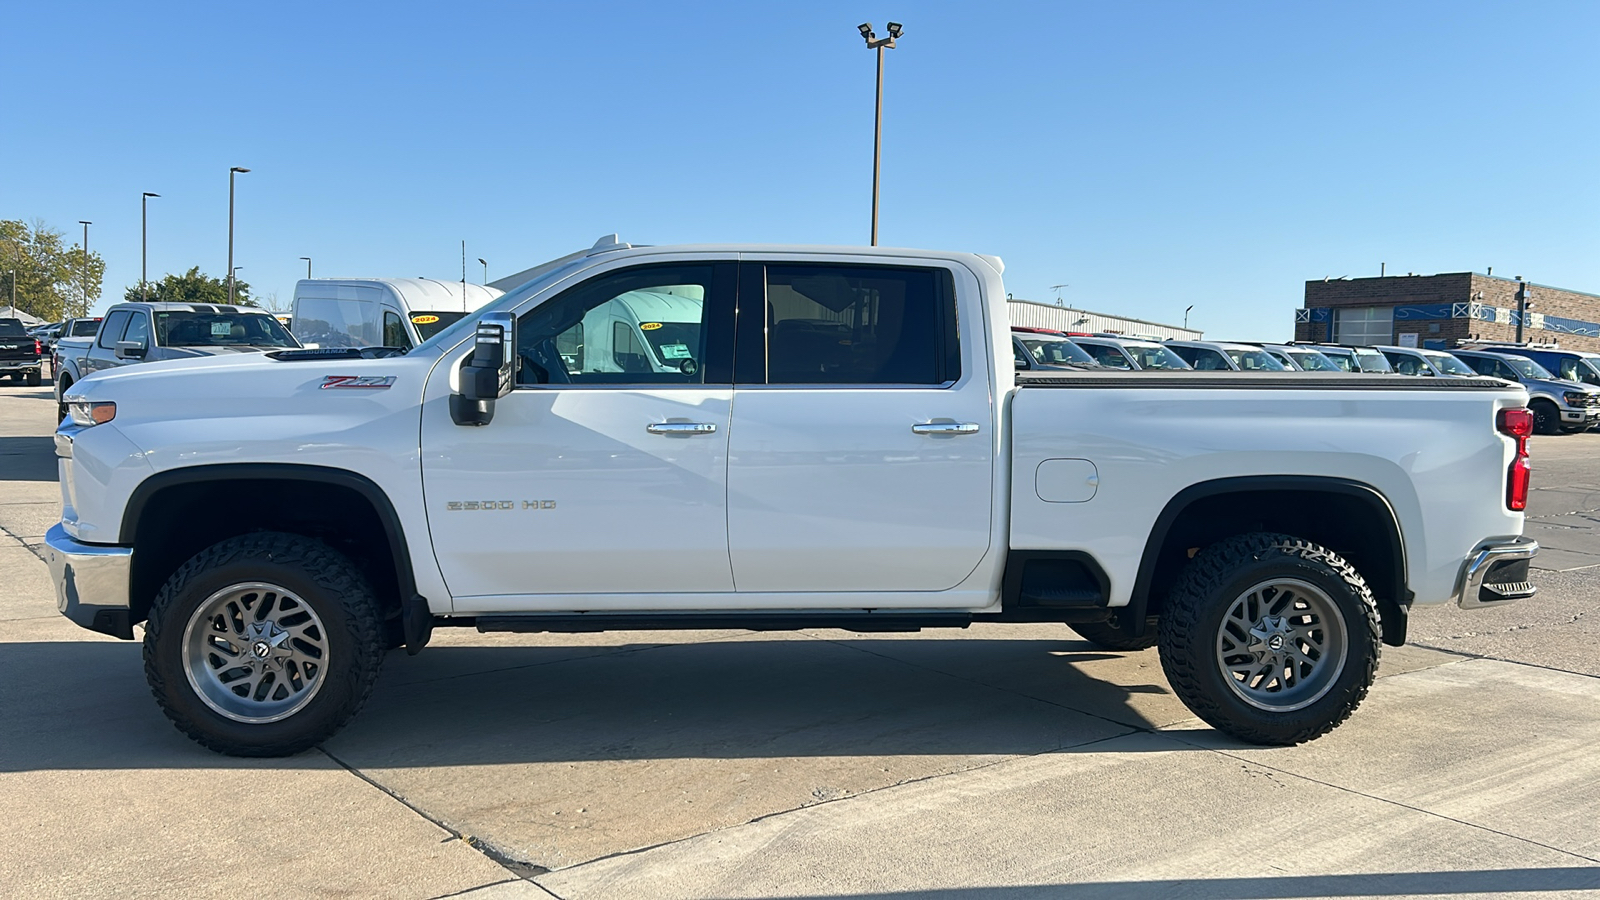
(58, 244), (1529, 620)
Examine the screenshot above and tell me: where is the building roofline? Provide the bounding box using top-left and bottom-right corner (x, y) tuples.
(1006, 297), (1191, 332)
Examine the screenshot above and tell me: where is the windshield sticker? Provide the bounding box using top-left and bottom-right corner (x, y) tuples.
(320, 375), (396, 390)
(640, 322), (663, 331)
(411, 315), (440, 325)
(659, 343), (691, 359)
(211, 322), (232, 337)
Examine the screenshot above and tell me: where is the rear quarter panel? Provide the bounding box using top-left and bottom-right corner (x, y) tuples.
(1009, 381), (1528, 607)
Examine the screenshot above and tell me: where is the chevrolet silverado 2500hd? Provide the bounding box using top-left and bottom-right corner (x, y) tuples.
(46, 237), (1539, 756)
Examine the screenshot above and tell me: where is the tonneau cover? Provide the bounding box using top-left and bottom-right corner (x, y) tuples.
(1015, 371), (1514, 391)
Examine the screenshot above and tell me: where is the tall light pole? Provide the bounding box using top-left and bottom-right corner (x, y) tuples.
(142, 192), (160, 300)
(227, 166), (250, 304)
(300, 257), (312, 279)
(1184, 304), (1195, 330)
(78, 221), (92, 317)
(857, 21), (902, 246)
(478, 257), (487, 284)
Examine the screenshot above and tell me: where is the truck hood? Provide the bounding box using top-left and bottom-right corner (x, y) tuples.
(67, 346), (439, 401)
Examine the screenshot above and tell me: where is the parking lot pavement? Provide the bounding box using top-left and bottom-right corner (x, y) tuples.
(2, 382), (1598, 899)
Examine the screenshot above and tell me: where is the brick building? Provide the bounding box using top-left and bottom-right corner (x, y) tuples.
(1294, 273), (1600, 352)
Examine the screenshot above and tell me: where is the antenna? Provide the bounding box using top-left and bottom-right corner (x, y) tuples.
(461, 240), (467, 312)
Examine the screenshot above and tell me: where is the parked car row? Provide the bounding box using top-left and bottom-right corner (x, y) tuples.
(1007, 327), (1600, 436)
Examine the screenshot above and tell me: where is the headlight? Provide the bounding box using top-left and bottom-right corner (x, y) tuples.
(1563, 392), (1591, 407)
(67, 400), (116, 427)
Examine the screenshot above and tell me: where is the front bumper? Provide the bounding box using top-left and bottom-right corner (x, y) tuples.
(1453, 539), (1538, 609)
(1557, 408), (1600, 423)
(44, 522), (135, 639)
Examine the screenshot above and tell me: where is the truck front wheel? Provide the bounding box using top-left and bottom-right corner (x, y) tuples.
(1157, 532), (1380, 745)
(143, 532), (386, 757)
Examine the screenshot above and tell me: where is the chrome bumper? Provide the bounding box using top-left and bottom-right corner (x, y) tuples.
(44, 522), (135, 639)
(1454, 539), (1538, 610)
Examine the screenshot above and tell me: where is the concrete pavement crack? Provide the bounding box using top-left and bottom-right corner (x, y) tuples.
(319, 746), (552, 881)
(1406, 643), (1600, 681)
(1192, 743), (1600, 866)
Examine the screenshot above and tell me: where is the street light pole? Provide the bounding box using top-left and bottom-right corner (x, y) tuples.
(1184, 305), (1195, 330)
(142, 192), (160, 301)
(78, 221), (91, 317)
(857, 22), (903, 246)
(300, 257), (312, 279)
(478, 257), (488, 284)
(228, 166), (250, 304)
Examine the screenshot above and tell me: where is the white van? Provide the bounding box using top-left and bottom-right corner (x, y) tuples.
(564, 288), (705, 376)
(290, 278), (504, 351)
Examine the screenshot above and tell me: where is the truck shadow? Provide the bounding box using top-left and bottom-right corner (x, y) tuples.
(0, 635), (1204, 772)
(0, 436), (58, 481)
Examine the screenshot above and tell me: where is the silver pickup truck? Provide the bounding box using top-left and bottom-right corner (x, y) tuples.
(53, 302), (299, 418)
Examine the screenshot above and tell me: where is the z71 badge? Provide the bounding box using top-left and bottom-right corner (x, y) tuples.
(320, 375), (396, 390)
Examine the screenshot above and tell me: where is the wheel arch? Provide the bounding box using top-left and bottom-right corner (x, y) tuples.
(121, 464), (417, 630)
(1129, 476), (1410, 646)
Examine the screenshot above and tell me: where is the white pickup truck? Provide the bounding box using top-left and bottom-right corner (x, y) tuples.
(46, 237), (1539, 757)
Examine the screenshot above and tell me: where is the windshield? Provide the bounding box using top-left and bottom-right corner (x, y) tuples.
(1018, 336), (1096, 366)
(156, 312), (298, 348)
(1424, 351), (1476, 376)
(70, 319), (101, 336)
(1498, 355), (1554, 379)
(1286, 349), (1341, 372)
(1352, 349), (1393, 373)
(408, 311), (470, 341)
(1226, 348), (1287, 371)
(1077, 342), (1133, 369)
(1127, 344), (1191, 370)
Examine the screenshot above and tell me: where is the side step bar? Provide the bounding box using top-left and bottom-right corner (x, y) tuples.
(471, 612), (975, 634)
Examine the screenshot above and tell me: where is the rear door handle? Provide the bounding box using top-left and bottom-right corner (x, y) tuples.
(911, 422), (980, 435)
(646, 422), (718, 435)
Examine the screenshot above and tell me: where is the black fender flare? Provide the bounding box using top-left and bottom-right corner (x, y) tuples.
(1126, 475), (1409, 642)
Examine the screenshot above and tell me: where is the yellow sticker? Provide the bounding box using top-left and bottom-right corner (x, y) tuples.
(640, 322), (663, 331)
(411, 314), (440, 325)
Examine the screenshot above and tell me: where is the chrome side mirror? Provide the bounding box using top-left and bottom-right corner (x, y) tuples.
(451, 312), (516, 426)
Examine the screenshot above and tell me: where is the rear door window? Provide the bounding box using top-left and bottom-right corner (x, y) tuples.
(753, 264), (959, 385)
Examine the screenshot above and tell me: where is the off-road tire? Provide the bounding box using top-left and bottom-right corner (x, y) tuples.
(1531, 399), (1561, 436)
(1070, 618), (1158, 651)
(1158, 532), (1380, 746)
(55, 376), (72, 422)
(144, 532), (386, 757)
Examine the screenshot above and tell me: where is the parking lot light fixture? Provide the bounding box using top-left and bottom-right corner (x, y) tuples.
(228, 167), (250, 304)
(300, 257), (312, 279)
(142, 193), (160, 301)
(857, 20), (903, 246)
(478, 258), (487, 284)
(78, 221), (92, 317)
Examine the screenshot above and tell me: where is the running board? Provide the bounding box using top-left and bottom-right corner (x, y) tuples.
(470, 612), (975, 634)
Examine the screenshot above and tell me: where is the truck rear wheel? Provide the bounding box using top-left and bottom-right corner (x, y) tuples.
(143, 532), (386, 757)
(26, 370), (41, 386)
(1157, 532), (1380, 745)
(1070, 618), (1157, 651)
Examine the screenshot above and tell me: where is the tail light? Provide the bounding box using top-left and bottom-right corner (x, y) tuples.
(1497, 407), (1533, 511)
(34, 339), (42, 354)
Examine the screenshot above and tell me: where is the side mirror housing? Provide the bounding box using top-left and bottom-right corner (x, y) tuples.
(451, 311), (516, 426)
(115, 340), (147, 360)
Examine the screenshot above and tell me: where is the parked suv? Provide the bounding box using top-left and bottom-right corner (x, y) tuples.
(1299, 344), (1395, 374)
(1259, 344), (1343, 372)
(1070, 335), (1192, 370)
(1376, 346), (1477, 378)
(1487, 346), (1600, 391)
(1452, 348), (1600, 434)
(1010, 327), (1100, 371)
(1165, 340), (1287, 372)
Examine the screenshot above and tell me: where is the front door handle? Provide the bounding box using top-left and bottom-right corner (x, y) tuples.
(911, 422), (980, 435)
(646, 422), (718, 435)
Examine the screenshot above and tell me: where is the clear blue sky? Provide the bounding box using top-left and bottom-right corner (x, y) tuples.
(3, 0), (1595, 339)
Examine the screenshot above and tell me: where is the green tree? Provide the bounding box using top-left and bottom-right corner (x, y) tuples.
(0, 219), (105, 320)
(125, 267), (256, 307)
